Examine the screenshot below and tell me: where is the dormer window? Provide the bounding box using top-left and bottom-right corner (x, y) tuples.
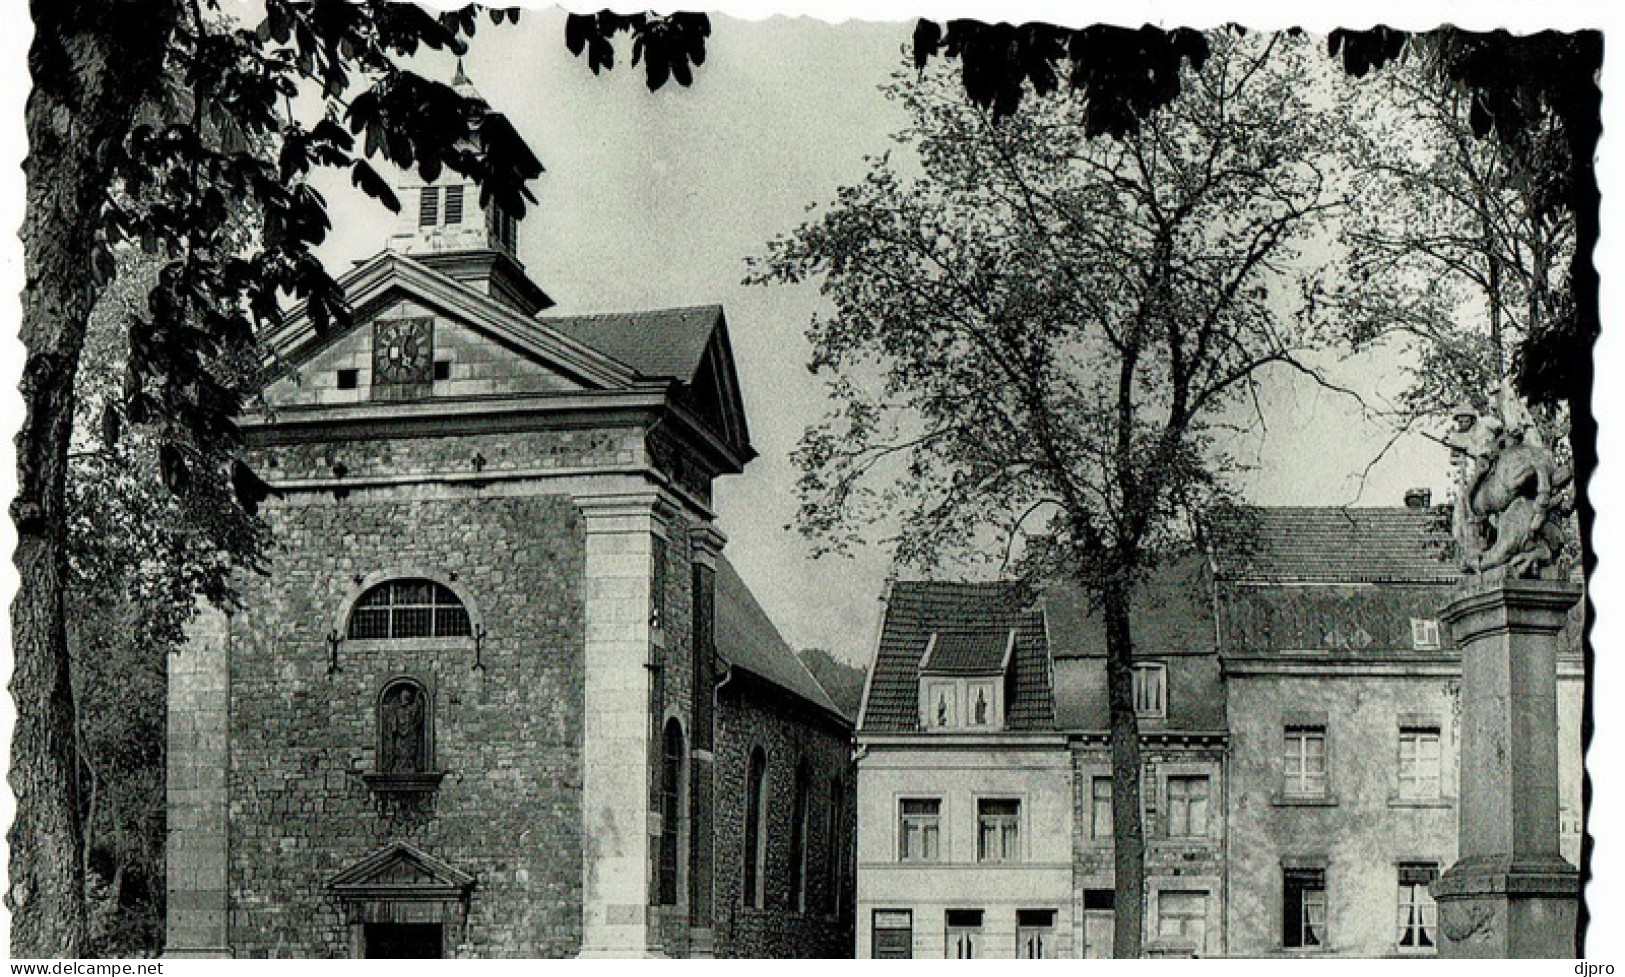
(917, 629), (1014, 731)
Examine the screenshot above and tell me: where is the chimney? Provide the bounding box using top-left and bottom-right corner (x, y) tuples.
(1404, 488), (1432, 509)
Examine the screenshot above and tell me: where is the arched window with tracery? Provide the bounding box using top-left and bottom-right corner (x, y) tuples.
(744, 747), (768, 909)
(348, 579), (471, 640)
(657, 718), (685, 905)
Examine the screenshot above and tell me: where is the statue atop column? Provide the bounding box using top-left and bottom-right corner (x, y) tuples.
(1443, 382), (1571, 577)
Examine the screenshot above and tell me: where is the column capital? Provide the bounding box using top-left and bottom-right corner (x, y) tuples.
(689, 524), (727, 568)
(1440, 578), (1581, 647)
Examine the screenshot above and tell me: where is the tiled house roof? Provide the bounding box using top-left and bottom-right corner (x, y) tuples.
(919, 629), (1015, 674)
(860, 581), (1051, 733)
(1043, 557), (1215, 659)
(1209, 506), (1458, 584)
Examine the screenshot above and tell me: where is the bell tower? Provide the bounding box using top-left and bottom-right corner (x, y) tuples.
(389, 60), (552, 314)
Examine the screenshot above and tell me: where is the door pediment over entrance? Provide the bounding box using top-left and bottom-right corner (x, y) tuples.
(327, 843), (475, 957)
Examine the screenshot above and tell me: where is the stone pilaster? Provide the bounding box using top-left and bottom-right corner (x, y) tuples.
(686, 524), (726, 957)
(164, 603), (232, 957)
(577, 492), (662, 957)
(1434, 578), (1581, 958)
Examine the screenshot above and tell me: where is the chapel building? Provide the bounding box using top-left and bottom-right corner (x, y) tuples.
(163, 71), (855, 959)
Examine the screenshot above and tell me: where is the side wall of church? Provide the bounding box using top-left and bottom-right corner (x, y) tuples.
(226, 486), (588, 958)
(713, 679), (856, 958)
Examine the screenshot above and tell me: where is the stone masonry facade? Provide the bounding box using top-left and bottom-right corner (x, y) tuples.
(223, 488), (587, 957)
(713, 677), (855, 958)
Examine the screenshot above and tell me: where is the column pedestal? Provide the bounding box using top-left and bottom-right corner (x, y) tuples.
(1435, 578), (1581, 958)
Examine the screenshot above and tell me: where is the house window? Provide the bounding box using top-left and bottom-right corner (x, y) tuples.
(1016, 909), (1056, 959)
(1398, 727), (1442, 799)
(348, 579), (471, 640)
(789, 760), (811, 912)
(1397, 863), (1439, 951)
(1283, 868), (1327, 949)
(377, 678), (431, 773)
(443, 185), (464, 225)
(945, 909), (983, 959)
(872, 910), (912, 959)
(1167, 775), (1210, 838)
(1283, 726), (1328, 798)
(1411, 618), (1441, 650)
(1157, 891), (1209, 950)
(925, 680), (957, 729)
(1133, 663), (1167, 718)
(898, 799), (941, 862)
(656, 718), (684, 905)
(1091, 777), (1113, 840)
(977, 799), (1020, 862)
(418, 187), (439, 227)
(744, 748), (768, 908)
(967, 681), (996, 727)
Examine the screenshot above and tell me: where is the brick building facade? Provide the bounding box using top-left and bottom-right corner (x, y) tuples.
(164, 75), (854, 959)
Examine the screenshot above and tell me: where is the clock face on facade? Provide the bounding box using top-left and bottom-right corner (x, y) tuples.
(373, 318), (434, 391)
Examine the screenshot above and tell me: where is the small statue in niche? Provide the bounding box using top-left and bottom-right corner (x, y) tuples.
(381, 683), (427, 773)
(973, 688), (989, 725)
(1443, 383), (1571, 577)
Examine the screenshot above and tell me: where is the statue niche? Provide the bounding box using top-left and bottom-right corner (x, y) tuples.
(365, 678), (442, 794)
(1442, 384), (1571, 578)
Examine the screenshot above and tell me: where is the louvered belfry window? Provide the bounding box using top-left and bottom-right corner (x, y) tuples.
(348, 579), (472, 639)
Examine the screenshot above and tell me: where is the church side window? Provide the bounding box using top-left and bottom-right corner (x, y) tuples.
(656, 719), (685, 905)
(744, 747), (769, 909)
(348, 579), (471, 640)
(377, 678), (431, 774)
(418, 187), (439, 227)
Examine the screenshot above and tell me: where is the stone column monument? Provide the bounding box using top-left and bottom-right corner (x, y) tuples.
(1434, 394), (1581, 957)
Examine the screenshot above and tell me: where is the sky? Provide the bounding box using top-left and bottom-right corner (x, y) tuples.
(311, 10), (1463, 668)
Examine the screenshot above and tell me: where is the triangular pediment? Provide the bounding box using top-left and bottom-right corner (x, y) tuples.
(327, 842), (474, 900)
(683, 313), (752, 459)
(261, 251), (641, 402)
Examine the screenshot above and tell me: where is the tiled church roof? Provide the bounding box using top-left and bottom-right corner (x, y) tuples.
(541, 305), (723, 382)
(716, 556), (846, 724)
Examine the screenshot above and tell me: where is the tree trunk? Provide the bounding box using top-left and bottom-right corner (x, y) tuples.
(12, 0), (176, 957)
(1101, 584), (1145, 958)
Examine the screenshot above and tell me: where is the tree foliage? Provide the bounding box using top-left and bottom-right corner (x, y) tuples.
(752, 31), (1348, 956)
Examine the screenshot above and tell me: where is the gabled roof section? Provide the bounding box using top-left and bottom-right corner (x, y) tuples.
(919, 628), (1016, 675)
(1045, 557), (1216, 659)
(861, 581), (1051, 733)
(541, 305), (752, 457)
(1209, 506), (1458, 584)
(327, 842), (474, 900)
(716, 555), (845, 725)
(261, 251), (641, 391)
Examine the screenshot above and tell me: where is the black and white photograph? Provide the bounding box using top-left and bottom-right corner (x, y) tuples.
(3, 0), (1619, 962)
